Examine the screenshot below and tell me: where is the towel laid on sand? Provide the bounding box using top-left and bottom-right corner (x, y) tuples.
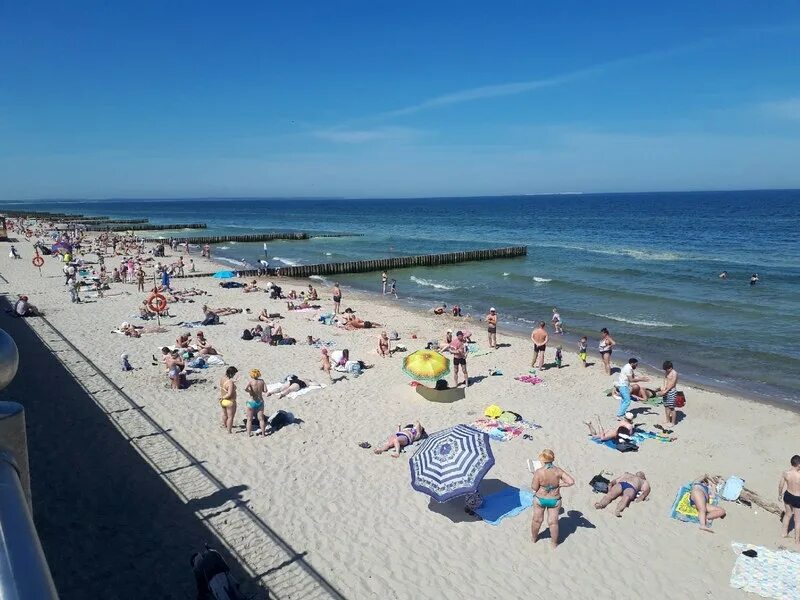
(729, 542), (800, 600)
(475, 487), (534, 525)
(175, 320), (205, 328)
(471, 417), (540, 441)
(590, 430), (668, 450)
(266, 382), (325, 400)
(467, 344), (493, 358)
(670, 484), (719, 525)
(515, 375), (544, 385)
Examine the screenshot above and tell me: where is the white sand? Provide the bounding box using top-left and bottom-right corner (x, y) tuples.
(3, 238), (799, 599)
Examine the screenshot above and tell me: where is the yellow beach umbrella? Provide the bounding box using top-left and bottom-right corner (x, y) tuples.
(403, 350), (450, 381)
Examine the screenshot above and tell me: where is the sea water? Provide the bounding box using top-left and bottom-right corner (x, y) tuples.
(9, 190), (799, 405)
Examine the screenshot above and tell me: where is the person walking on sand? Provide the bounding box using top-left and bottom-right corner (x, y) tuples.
(656, 360), (679, 426)
(389, 278), (398, 299)
(531, 449), (575, 549)
(219, 366), (238, 434)
(594, 471), (650, 517)
(136, 267), (145, 292)
(598, 328), (616, 375)
(779, 455), (800, 543)
(244, 369), (267, 437)
(531, 322), (548, 369)
(332, 282), (342, 314)
(616, 358), (649, 418)
(381, 271), (388, 295)
(486, 307), (498, 349)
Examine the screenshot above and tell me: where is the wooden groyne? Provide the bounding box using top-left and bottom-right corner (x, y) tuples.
(227, 246), (528, 278)
(85, 222), (207, 231)
(1, 211), (80, 219)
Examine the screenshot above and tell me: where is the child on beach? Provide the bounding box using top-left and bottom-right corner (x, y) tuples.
(121, 353), (133, 371)
(389, 279), (397, 298)
(578, 337), (588, 367)
(377, 331), (391, 358)
(320, 347), (333, 381)
(555, 346), (563, 368)
(552, 308), (564, 334)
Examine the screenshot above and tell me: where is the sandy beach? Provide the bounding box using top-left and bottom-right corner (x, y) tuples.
(2, 236), (799, 600)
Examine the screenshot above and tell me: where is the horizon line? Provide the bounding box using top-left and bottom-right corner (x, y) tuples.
(1, 186), (799, 204)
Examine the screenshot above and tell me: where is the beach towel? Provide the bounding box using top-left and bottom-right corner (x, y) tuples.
(514, 375), (544, 385)
(670, 484), (719, 525)
(590, 430), (667, 450)
(729, 542), (800, 600)
(203, 355), (225, 366)
(311, 340), (336, 348)
(475, 487), (534, 525)
(266, 382), (325, 399)
(176, 320), (205, 328)
(467, 344), (493, 358)
(470, 417), (536, 441)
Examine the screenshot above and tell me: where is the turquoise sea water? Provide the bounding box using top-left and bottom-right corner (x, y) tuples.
(4, 190), (799, 406)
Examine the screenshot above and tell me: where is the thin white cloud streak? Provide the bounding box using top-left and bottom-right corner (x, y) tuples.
(376, 42), (709, 119)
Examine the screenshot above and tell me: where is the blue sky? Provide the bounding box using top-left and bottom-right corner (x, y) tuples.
(2, 1), (800, 199)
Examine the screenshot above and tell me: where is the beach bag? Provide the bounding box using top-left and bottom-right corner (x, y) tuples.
(615, 440), (638, 453)
(675, 391), (686, 408)
(241, 329), (253, 340)
(190, 544), (245, 600)
(188, 357), (206, 369)
(721, 476), (745, 501)
(268, 410), (293, 432)
(589, 474), (610, 494)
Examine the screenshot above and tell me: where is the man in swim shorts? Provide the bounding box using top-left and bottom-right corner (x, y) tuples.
(332, 283), (342, 314)
(486, 307), (498, 349)
(531, 322), (548, 369)
(780, 455), (800, 543)
(445, 330), (469, 387)
(656, 360), (679, 426)
(594, 471), (650, 517)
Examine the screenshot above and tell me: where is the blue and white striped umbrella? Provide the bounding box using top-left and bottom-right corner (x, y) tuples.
(408, 424), (494, 502)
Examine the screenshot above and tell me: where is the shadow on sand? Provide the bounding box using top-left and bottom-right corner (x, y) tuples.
(0, 296), (261, 599)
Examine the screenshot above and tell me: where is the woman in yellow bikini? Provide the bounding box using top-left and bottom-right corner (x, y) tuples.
(219, 367), (238, 434)
(531, 449), (575, 549)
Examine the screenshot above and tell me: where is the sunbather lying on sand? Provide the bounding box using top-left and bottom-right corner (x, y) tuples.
(266, 375), (308, 398)
(243, 280), (260, 293)
(195, 331), (220, 355)
(594, 471), (650, 517)
(203, 305), (243, 316)
(373, 421), (425, 457)
(342, 308), (381, 330)
(585, 413), (634, 441)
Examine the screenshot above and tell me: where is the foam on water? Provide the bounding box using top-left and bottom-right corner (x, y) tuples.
(409, 276), (458, 290)
(596, 314), (677, 328)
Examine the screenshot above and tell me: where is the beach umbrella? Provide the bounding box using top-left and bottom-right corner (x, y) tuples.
(402, 350), (450, 381)
(212, 270), (235, 279)
(409, 424), (494, 502)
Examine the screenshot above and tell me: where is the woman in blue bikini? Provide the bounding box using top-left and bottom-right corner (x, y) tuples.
(531, 449), (575, 548)
(690, 477), (726, 532)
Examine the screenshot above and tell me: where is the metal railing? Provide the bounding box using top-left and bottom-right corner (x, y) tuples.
(0, 327), (59, 600)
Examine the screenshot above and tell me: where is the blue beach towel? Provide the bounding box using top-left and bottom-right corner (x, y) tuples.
(590, 430), (667, 450)
(475, 487), (534, 526)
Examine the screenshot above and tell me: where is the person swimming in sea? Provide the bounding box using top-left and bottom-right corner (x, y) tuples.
(750, 273), (760, 286)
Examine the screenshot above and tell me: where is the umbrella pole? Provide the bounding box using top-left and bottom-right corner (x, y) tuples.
(153, 273), (161, 327)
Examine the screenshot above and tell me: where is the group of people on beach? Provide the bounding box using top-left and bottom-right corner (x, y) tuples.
(8, 220), (798, 566)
